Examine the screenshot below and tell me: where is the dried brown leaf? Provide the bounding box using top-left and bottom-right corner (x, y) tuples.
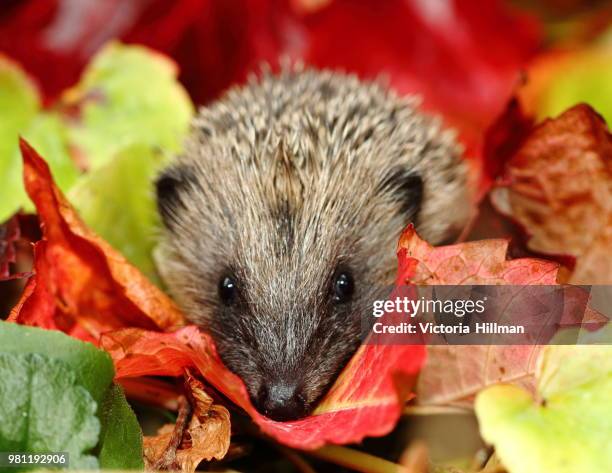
(144, 372), (230, 473)
(491, 103), (612, 283)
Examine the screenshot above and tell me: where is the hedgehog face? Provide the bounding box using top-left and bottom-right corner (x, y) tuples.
(208, 261), (370, 421)
(155, 155), (410, 420)
(154, 68), (470, 421)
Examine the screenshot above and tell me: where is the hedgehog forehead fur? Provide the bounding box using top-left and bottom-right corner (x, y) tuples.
(155, 66), (470, 419)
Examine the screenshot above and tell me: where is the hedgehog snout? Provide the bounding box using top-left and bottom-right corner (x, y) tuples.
(254, 379), (309, 421)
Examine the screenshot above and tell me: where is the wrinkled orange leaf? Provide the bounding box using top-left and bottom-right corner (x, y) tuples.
(8, 139), (184, 341)
(12, 140), (425, 450)
(491, 104), (612, 284)
(144, 370), (230, 472)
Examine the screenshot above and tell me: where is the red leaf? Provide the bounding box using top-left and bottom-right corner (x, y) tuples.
(398, 226), (607, 410)
(8, 140), (184, 340)
(481, 98), (534, 196)
(102, 326), (425, 449)
(395, 225), (561, 408)
(302, 0), (540, 160)
(397, 224), (559, 285)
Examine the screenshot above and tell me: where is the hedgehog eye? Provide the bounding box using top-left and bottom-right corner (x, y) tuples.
(219, 276), (237, 305)
(333, 271), (354, 304)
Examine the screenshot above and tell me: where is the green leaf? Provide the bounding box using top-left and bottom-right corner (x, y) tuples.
(69, 144), (167, 286)
(475, 337), (612, 473)
(0, 57), (39, 222)
(0, 323), (144, 469)
(97, 384), (144, 470)
(0, 353), (100, 469)
(63, 41), (193, 171)
(0, 321), (114, 405)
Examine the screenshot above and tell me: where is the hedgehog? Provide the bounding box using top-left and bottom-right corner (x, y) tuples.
(154, 66), (471, 421)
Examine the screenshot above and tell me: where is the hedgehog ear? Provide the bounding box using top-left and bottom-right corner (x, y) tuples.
(379, 167), (423, 221)
(155, 164), (194, 228)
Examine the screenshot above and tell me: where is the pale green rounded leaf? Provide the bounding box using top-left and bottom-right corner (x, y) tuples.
(62, 42), (193, 171)
(475, 341), (612, 473)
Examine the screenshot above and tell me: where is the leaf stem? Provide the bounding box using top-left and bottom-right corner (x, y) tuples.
(307, 446), (407, 473)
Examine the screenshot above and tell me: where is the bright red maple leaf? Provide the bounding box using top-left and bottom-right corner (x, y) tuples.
(396, 223), (607, 410)
(397, 224), (559, 285)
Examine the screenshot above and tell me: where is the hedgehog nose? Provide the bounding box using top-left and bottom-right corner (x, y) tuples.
(256, 381), (307, 421)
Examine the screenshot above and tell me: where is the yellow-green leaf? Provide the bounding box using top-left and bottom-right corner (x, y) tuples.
(70, 144), (167, 285)
(61, 42), (193, 171)
(475, 331), (612, 473)
(0, 56), (40, 221)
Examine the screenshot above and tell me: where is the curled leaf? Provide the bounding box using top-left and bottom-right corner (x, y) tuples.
(9, 140), (184, 340)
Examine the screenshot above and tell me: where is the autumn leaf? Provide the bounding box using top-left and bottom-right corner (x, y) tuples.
(395, 225), (561, 409)
(59, 42), (193, 171)
(416, 345), (543, 409)
(397, 224), (559, 286)
(8, 140), (184, 340)
(68, 144), (168, 286)
(102, 325), (425, 450)
(518, 28), (612, 126)
(491, 103), (612, 284)
(144, 370), (230, 472)
(301, 0), (541, 164)
(480, 98), (534, 195)
(0, 43), (192, 285)
(0, 55), (41, 221)
(0, 0), (540, 163)
(475, 325), (612, 473)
